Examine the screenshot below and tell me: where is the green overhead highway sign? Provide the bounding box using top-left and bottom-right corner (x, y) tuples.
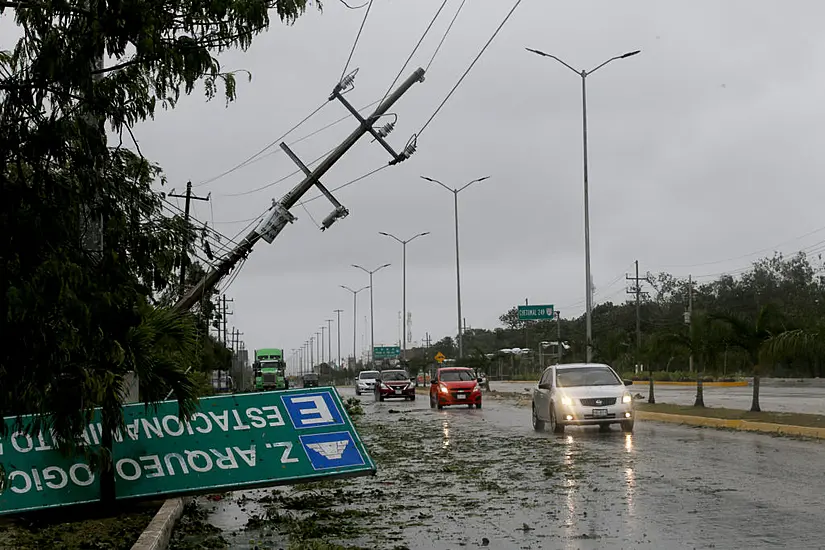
(0, 388), (375, 515)
(373, 346), (400, 359)
(518, 304), (555, 321)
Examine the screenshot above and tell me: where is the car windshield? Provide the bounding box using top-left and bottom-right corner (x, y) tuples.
(381, 371), (409, 381)
(440, 370), (474, 382)
(359, 371), (380, 379)
(556, 366), (621, 387)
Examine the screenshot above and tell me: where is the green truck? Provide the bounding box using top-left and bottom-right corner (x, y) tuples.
(253, 348), (289, 391)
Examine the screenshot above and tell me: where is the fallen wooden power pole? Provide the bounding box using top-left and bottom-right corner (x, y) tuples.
(173, 67), (426, 313)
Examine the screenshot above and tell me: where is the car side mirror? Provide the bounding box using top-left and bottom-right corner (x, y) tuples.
(477, 377), (483, 383)
(430, 380), (438, 385)
(410, 378), (416, 382)
(538, 383), (551, 390)
(624, 380), (633, 386)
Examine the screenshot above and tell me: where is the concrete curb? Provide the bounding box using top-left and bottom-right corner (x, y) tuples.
(131, 497), (190, 550)
(636, 411), (825, 439)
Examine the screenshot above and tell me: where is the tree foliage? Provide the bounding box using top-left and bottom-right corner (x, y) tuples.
(413, 252), (825, 380)
(0, 0), (317, 454)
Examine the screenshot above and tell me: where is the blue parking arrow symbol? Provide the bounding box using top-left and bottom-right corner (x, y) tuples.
(299, 431), (365, 471)
(282, 391), (345, 429)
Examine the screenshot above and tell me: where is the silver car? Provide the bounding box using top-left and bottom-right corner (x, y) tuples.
(532, 363), (635, 433)
(355, 370), (380, 396)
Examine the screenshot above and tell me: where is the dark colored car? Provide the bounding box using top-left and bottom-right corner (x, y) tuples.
(374, 370), (416, 401)
(302, 373), (319, 388)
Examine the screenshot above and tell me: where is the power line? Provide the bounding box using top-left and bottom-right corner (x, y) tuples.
(340, 0), (376, 81)
(657, 223), (825, 269)
(417, 0), (524, 138)
(426, 0), (469, 71)
(218, 143), (340, 198)
(194, 101), (328, 188)
(380, 0), (449, 105)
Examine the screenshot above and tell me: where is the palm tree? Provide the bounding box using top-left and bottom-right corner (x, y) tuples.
(659, 312), (726, 408)
(711, 304), (785, 412)
(95, 305), (200, 502)
(763, 324), (825, 374)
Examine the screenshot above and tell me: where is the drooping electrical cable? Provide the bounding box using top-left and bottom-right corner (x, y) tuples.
(426, 0), (469, 71)
(379, 0), (449, 105)
(194, 101), (329, 187)
(340, 0), (377, 81)
(417, 0), (524, 138)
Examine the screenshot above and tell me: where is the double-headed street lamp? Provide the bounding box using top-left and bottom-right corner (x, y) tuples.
(379, 231), (430, 362)
(420, 175), (491, 359)
(525, 47), (640, 363)
(352, 263), (391, 366)
(340, 285), (369, 367)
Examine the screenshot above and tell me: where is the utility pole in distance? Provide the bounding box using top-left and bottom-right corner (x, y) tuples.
(626, 260), (651, 367)
(168, 181), (210, 297)
(334, 309), (343, 370)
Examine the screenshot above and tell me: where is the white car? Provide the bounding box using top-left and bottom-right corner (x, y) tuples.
(355, 370), (380, 396)
(532, 363), (635, 433)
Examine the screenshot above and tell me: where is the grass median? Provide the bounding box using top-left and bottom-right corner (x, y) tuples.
(636, 402), (825, 429)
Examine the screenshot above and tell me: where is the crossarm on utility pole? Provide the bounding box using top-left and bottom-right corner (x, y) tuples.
(173, 67), (425, 313)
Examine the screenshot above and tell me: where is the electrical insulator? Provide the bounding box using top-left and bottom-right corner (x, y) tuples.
(374, 122), (395, 138)
(389, 135), (417, 165)
(330, 69), (358, 99)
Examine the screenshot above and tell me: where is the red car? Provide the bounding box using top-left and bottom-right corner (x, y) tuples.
(430, 367), (482, 409)
(374, 370), (416, 401)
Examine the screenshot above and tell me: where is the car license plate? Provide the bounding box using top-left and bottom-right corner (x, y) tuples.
(456, 393), (466, 400)
(394, 389), (401, 395)
(592, 408), (608, 418)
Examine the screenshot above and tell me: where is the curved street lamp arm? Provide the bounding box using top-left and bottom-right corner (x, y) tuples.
(588, 49), (641, 75)
(352, 264), (370, 275)
(379, 231), (404, 245)
(525, 47), (580, 75)
(420, 175), (454, 193)
(408, 231), (430, 244)
(457, 175), (491, 193)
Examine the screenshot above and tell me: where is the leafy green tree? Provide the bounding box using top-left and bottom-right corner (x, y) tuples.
(1, 0), (318, 498)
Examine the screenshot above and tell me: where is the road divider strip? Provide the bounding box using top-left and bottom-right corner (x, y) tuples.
(636, 411), (825, 439)
(501, 380), (748, 387)
(131, 497), (189, 550)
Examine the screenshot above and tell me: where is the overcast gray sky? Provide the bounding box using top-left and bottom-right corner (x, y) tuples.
(65, 1), (825, 362)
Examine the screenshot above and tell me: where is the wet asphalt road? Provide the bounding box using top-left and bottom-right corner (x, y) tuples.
(490, 381), (825, 415)
(187, 388), (825, 550)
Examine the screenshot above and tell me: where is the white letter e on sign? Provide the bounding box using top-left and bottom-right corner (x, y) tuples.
(291, 396), (334, 425)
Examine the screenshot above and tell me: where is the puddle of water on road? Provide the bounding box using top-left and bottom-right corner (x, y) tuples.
(171, 395), (663, 550)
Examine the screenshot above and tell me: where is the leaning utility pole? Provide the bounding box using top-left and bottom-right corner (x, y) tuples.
(686, 274), (694, 373)
(173, 68), (426, 314)
(168, 181), (210, 296)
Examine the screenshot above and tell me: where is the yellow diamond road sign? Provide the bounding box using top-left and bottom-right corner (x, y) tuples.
(435, 352), (445, 363)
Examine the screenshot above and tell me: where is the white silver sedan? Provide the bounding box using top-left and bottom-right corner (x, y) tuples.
(532, 363), (635, 433)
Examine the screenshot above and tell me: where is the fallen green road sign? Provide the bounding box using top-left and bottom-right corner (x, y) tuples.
(0, 387), (375, 515)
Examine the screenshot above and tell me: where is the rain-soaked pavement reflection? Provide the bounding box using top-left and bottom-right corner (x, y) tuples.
(174, 388), (825, 549)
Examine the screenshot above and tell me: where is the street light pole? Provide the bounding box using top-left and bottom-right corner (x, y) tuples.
(525, 47), (640, 363)
(334, 309), (343, 370)
(341, 285), (369, 367)
(379, 231), (429, 363)
(420, 175), (491, 359)
(352, 263), (391, 366)
(326, 319), (333, 366)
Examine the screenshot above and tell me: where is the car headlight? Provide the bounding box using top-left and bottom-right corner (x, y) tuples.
(560, 396), (573, 406)
(439, 384), (449, 394)
(622, 393), (632, 404)
(472, 384), (481, 393)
